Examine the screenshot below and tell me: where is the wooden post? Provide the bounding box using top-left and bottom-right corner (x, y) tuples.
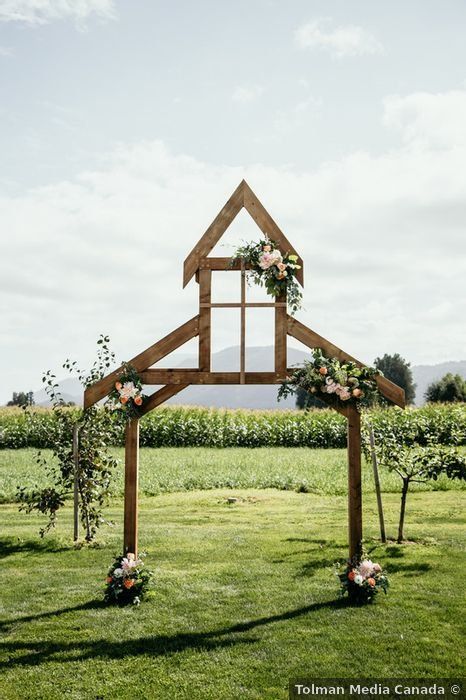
(347, 406), (362, 561)
(240, 261), (246, 384)
(274, 291), (287, 376)
(369, 426), (386, 543)
(72, 423), (80, 542)
(199, 269), (211, 372)
(124, 419), (139, 556)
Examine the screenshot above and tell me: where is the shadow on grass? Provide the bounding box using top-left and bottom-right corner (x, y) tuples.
(0, 600), (107, 633)
(0, 537), (71, 558)
(385, 562), (431, 576)
(0, 598), (350, 668)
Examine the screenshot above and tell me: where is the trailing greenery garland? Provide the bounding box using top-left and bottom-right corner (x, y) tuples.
(231, 238), (302, 314)
(279, 348), (382, 409)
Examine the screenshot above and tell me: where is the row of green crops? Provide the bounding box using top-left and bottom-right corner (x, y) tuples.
(0, 403), (464, 449)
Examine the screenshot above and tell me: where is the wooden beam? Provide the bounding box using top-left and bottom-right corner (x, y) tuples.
(287, 316), (405, 408)
(199, 257), (254, 271)
(240, 261), (246, 383)
(140, 370), (285, 384)
(199, 270), (211, 371)
(139, 384), (189, 417)
(183, 181), (246, 287)
(83, 316), (200, 409)
(242, 181), (304, 287)
(200, 302), (286, 308)
(123, 419), (139, 556)
(347, 406), (362, 561)
(275, 291), (287, 375)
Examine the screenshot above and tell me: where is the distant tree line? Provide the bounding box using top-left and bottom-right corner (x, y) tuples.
(6, 391), (34, 407)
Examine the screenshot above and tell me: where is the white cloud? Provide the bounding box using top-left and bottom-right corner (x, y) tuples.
(295, 17), (384, 58)
(2, 89), (466, 402)
(231, 84), (264, 103)
(0, 0), (116, 25)
(383, 90), (466, 149)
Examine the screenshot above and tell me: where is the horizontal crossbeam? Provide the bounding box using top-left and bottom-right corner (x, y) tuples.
(140, 370), (286, 385)
(200, 302), (287, 308)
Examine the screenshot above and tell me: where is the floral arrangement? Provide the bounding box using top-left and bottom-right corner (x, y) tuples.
(106, 364), (146, 419)
(278, 348), (381, 408)
(231, 238), (302, 314)
(104, 552), (153, 606)
(337, 557), (389, 604)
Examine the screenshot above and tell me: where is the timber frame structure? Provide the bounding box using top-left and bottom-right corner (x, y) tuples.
(84, 180), (405, 561)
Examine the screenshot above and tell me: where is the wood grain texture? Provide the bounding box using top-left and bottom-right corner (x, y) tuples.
(123, 419), (139, 556)
(286, 316), (406, 408)
(183, 181), (245, 287)
(347, 406), (362, 561)
(240, 261), (246, 383)
(275, 291), (287, 375)
(83, 316), (200, 409)
(199, 257), (254, 271)
(198, 270), (211, 371)
(139, 384), (189, 417)
(242, 181), (304, 287)
(140, 370), (286, 384)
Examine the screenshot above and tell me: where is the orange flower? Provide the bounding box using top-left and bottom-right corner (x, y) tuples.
(123, 578), (135, 589)
(134, 396), (143, 406)
(352, 388), (363, 398)
(115, 381), (122, 390)
(348, 571), (355, 581)
(106, 576), (113, 584)
(120, 396), (128, 404)
(319, 367), (328, 376)
(367, 577), (376, 587)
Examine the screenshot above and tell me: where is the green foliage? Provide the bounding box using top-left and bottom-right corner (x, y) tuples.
(6, 391), (34, 407)
(425, 373), (466, 403)
(16, 336), (119, 541)
(295, 386), (326, 410)
(374, 353), (416, 404)
(1, 403), (465, 451)
(231, 238), (303, 313)
(368, 427), (466, 542)
(279, 348), (381, 408)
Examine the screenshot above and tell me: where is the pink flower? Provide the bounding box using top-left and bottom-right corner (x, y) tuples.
(373, 563), (382, 573)
(277, 262), (287, 272)
(122, 557), (138, 572)
(258, 252), (275, 270)
(263, 245), (272, 252)
(359, 559), (375, 579)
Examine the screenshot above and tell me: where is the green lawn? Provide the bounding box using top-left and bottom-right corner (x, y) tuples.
(1, 487), (465, 699)
(1, 447), (465, 503)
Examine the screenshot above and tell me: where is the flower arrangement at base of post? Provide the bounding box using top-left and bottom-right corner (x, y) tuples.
(106, 363), (146, 420)
(231, 238), (302, 314)
(278, 348), (381, 409)
(337, 557), (389, 604)
(104, 553), (153, 606)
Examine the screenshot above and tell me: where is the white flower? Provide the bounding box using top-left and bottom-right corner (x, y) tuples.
(354, 574), (363, 585)
(122, 557), (138, 571)
(113, 568), (123, 578)
(119, 381), (137, 399)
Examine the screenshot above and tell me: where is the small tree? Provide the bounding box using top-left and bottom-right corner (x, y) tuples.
(17, 336), (121, 541)
(374, 353), (416, 404)
(425, 373), (466, 403)
(376, 439), (466, 542)
(7, 391), (34, 407)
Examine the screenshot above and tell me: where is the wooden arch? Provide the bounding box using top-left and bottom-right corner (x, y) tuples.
(84, 181), (405, 561)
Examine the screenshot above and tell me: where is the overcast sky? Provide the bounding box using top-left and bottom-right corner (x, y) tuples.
(1, 0), (465, 403)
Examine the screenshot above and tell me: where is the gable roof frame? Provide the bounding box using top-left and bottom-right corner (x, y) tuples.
(183, 179), (304, 288)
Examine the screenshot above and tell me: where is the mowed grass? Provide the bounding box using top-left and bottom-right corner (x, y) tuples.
(1, 489), (465, 700)
(1, 447), (465, 503)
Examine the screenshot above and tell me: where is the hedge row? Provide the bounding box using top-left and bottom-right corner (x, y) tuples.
(0, 403), (464, 449)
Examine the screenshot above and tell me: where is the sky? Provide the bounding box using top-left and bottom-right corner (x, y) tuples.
(1, 0), (465, 403)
